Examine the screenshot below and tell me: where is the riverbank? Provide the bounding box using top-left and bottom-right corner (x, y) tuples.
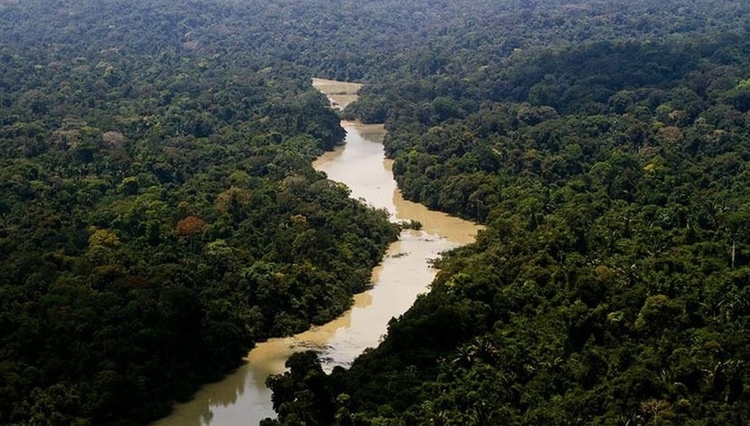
(152, 78), (481, 426)
(311, 78), (362, 110)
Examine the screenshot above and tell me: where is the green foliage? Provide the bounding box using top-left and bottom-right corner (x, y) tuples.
(262, 1), (750, 425)
(266, 352), (336, 426)
(4, 0), (750, 424)
(0, 1), (399, 425)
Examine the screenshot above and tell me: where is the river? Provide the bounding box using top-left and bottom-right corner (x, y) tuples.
(151, 78), (481, 426)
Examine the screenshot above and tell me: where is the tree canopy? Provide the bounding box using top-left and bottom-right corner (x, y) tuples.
(263, 1), (750, 426)
(0, 1), (400, 424)
(3, 0), (750, 425)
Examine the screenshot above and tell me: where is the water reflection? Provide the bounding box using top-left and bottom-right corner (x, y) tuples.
(152, 83), (481, 426)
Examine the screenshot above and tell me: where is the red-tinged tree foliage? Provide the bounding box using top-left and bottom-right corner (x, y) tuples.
(215, 187), (252, 218)
(176, 215), (207, 236)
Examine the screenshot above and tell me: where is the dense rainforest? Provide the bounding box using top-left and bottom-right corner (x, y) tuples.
(264, 1), (750, 426)
(3, 0), (750, 425)
(0, 1), (402, 425)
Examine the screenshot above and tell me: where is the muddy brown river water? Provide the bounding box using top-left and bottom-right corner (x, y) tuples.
(151, 79), (481, 426)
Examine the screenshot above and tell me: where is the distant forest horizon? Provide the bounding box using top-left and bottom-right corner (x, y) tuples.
(2, 0), (750, 425)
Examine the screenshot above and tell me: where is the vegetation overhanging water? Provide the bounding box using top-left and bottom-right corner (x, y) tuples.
(151, 79), (481, 426)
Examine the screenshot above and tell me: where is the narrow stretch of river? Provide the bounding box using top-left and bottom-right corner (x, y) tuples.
(151, 79), (481, 426)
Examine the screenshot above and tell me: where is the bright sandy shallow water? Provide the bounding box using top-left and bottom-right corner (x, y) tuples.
(151, 79), (481, 426)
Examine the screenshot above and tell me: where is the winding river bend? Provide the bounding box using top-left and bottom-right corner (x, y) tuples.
(152, 79), (481, 426)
